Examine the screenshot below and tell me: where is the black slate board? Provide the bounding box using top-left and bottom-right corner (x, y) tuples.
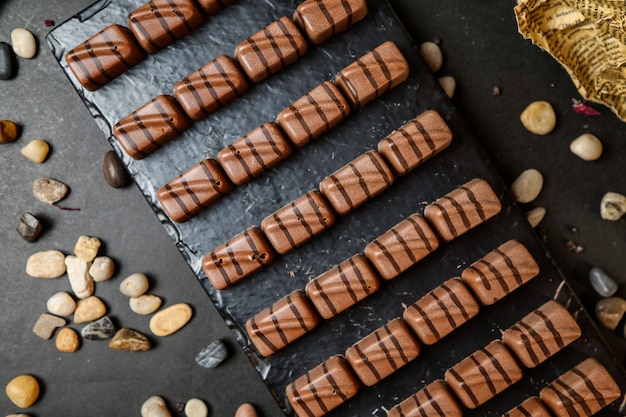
(46, 1), (626, 415)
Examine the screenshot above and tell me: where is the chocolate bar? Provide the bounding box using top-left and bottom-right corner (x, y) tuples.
(293, 0), (368, 45)
(387, 380), (462, 417)
(197, 0), (236, 15)
(502, 397), (552, 417)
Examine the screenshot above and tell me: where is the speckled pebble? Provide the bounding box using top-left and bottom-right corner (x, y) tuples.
(525, 207), (546, 228)
(65, 255), (94, 299)
(438, 75), (455, 98)
(17, 212), (43, 242)
(74, 235), (101, 262)
(74, 296), (107, 323)
(520, 101), (556, 135)
(47, 291), (76, 316)
(11, 28), (37, 59)
(130, 294), (162, 315)
(33, 313), (66, 339)
(141, 396), (171, 417)
(26, 250), (66, 278)
(600, 192), (626, 221)
(184, 398), (208, 417)
(570, 133), (602, 161)
(89, 256), (115, 282)
(32, 178), (68, 205)
(55, 327), (80, 352)
(103, 150), (131, 188)
(109, 328), (152, 351)
(196, 339), (229, 368)
(0, 119), (19, 143)
(5, 375), (39, 409)
(120, 273), (149, 297)
(589, 267), (618, 298)
(81, 316), (116, 340)
(235, 403), (258, 417)
(420, 41), (443, 72)
(511, 168), (543, 204)
(149, 303), (193, 336)
(21, 139), (50, 163)
(595, 297), (626, 331)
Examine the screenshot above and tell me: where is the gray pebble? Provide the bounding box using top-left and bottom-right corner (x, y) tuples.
(33, 313), (66, 340)
(81, 316), (116, 340)
(17, 212), (43, 242)
(103, 150), (130, 188)
(32, 178), (69, 205)
(0, 41), (16, 80)
(589, 267), (618, 297)
(195, 339), (228, 368)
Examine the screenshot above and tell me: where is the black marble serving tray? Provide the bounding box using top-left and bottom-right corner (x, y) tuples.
(47, 1), (626, 415)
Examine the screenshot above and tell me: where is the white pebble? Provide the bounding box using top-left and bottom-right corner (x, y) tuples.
(120, 273), (149, 298)
(74, 296), (107, 323)
(520, 101), (556, 135)
(11, 28), (37, 59)
(511, 168), (543, 204)
(420, 41), (443, 72)
(525, 207), (546, 228)
(569, 133), (602, 161)
(74, 235), (101, 262)
(600, 192), (626, 221)
(21, 139), (49, 163)
(130, 294), (162, 315)
(89, 256), (115, 282)
(65, 255), (94, 299)
(47, 292), (76, 316)
(26, 250), (66, 278)
(141, 396), (171, 417)
(150, 303), (193, 336)
(438, 76), (456, 98)
(184, 398), (208, 417)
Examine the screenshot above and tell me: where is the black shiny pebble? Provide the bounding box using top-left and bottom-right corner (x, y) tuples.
(17, 212), (43, 242)
(0, 42), (16, 80)
(103, 150), (131, 188)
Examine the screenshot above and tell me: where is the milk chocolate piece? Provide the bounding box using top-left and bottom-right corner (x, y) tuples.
(246, 290), (320, 356)
(335, 41), (409, 109)
(157, 158), (233, 222)
(377, 110), (453, 177)
(305, 254), (380, 319)
(445, 340), (523, 409)
(197, 0), (236, 15)
(503, 300), (582, 368)
(364, 214), (439, 280)
(234, 16), (308, 84)
(128, 0), (205, 54)
(503, 397), (552, 417)
(293, 0), (368, 45)
(174, 55), (249, 122)
(286, 355), (360, 417)
(218, 122), (292, 186)
(319, 150), (394, 216)
(424, 178), (502, 242)
(387, 380), (462, 417)
(540, 358), (621, 417)
(276, 81), (350, 148)
(461, 240), (540, 305)
(345, 318), (420, 386)
(114, 95), (191, 160)
(403, 277), (479, 345)
(65, 24), (145, 91)
(261, 190), (336, 255)
(202, 226), (276, 290)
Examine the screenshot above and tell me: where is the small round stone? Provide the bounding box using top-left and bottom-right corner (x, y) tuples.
(21, 139), (50, 163)
(5, 375), (39, 409)
(600, 192), (626, 221)
(0, 119), (19, 143)
(47, 291), (76, 316)
(120, 273), (149, 298)
(420, 41), (443, 72)
(595, 297), (626, 330)
(11, 28), (37, 59)
(149, 303), (193, 336)
(32, 178), (69, 205)
(235, 403), (258, 417)
(81, 316), (116, 340)
(74, 296), (107, 323)
(195, 339), (229, 368)
(511, 168), (543, 204)
(438, 76), (455, 98)
(525, 207), (546, 228)
(55, 327), (80, 352)
(103, 150), (131, 188)
(520, 101), (556, 135)
(141, 396), (172, 417)
(89, 256), (115, 282)
(17, 212), (43, 242)
(130, 294), (162, 315)
(6, 414), (31, 417)
(589, 267), (619, 298)
(570, 133), (602, 161)
(184, 398), (208, 417)
(0, 42), (17, 80)
(74, 235), (101, 262)
(26, 250), (66, 278)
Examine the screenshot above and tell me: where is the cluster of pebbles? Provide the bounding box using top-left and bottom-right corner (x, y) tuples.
(139, 397), (259, 417)
(419, 40), (455, 99)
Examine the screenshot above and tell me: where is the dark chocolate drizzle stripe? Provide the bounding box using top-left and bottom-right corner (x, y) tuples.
(442, 195), (472, 229)
(214, 57), (241, 98)
(224, 239), (244, 276)
(535, 309), (565, 348)
(482, 346), (516, 385)
(249, 313), (280, 353)
(268, 303), (289, 347)
(461, 185), (487, 220)
(163, 182), (192, 217)
(260, 124), (285, 157)
(312, 277), (338, 316)
(408, 302), (441, 340)
(308, 192), (331, 228)
(349, 162), (370, 199)
(66, 46), (103, 89)
(199, 65), (226, 109)
(290, 379), (316, 417)
(495, 247), (524, 285)
(272, 212), (297, 250)
(514, 318), (552, 362)
(447, 367), (480, 407)
(353, 343), (382, 381)
(130, 111), (159, 151)
(129, 12), (160, 52)
(368, 151), (394, 186)
(341, 0), (354, 27)
(350, 257), (372, 295)
(228, 143), (254, 179)
(305, 92), (330, 131)
(306, 371), (328, 415)
(338, 74), (361, 108)
(100, 30), (134, 69)
(423, 386), (446, 416)
(209, 251), (232, 286)
(469, 352), (498, 397)
(398, 125), (425, 162)
(150, 0), (178, 44)
(243, 229), (264, 267)
(84, 38), (115, 81)
(571, 368), (607, 408)
(512, 405), (533, 417)
(371, 49), (393, 92)
(553, 378), (594, 416)
(441, 281), (472, 321)
(153, 98), (184, 134)
(543, 384), (580, 417)
(384, 323), (410, 365)
(475, 258), (510, 293)
(167, 0), (195, 32)
(289, 103), (315, 142)
(245, 134), (270, 171)
(431, 202), (457, 238)
(287, 293), (314, 332)
(407, 215), (435, 252)
(411, 119), (436, 152)
(323, 361), (349, 401)
(315, 0), (337, 35)
(292, 200), (315, 240)
(179, 175), (203, 209)
(372, 240), (402, 275)
(199, 161), (228, 197)
(374, 328), (399, 371)
(430, 290), (458, 330)
(246, 36), (272, 79)
(277, 18), (305, 58)
(391, 229), (417, 265)
(383, 138), (409, 172)
(356, 58), (379, 98)
(321, 82), (349, 118)
(514, 330), (542, 366)
(180, 73), (209, 118)
(263, 26), (287, 68)
(329, 173), (354, 209)
(338, 262), (359, 303)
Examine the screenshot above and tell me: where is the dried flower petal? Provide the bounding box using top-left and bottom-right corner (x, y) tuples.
(44, 19), (55, 27)
(565, 239), (584, 253)
(572, 99), (601, 116)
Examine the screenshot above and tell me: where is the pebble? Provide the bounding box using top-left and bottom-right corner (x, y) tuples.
(26, 250), (66, 278)
(130, 294), (162, 315)
(600, 192), (626, 221)
(511, 168), (543, 203)
(595, 297), (626, 331)
(74, 296), (107, 323)
(419, 41), (443, 72)
(141, 396), (172, 417)
(33, 313), (66, 339)
(235, 403), (258, 417)
(21, 139), (50, 163)
(438, 76), (455, 98)
(150, 303), (193, 336)
(588, 266), (619, 298)
(55, 327), (80, 352)
(525, 206), (546, 228)
(6, 414), (31, 417)
(5, 375), (39, 409)
(81, 316), (116, 340)
(17, 212), (43, 242)
(569, 133), (602, 161)
(0, 119), (19, 143)
(196, 339), (229, 368)
(47, 291), (76, 316)
(184, 398), (208, 417)
(65, 255), (95, 299)
(32, 178), (69, 205)
(11, 28), (37, 59)
(74, 235), (101, 262)
(520, 101), (556, 135)
(109, 328), (152, 351)
(120, 273), (150, 298)
(103, 150), (131, 188)
(89, 256), (115, 282)
(0, 42), (16, 80)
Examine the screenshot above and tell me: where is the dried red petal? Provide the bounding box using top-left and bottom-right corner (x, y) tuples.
(572, 99), (601, 116)
(45, 19), (55, 27)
